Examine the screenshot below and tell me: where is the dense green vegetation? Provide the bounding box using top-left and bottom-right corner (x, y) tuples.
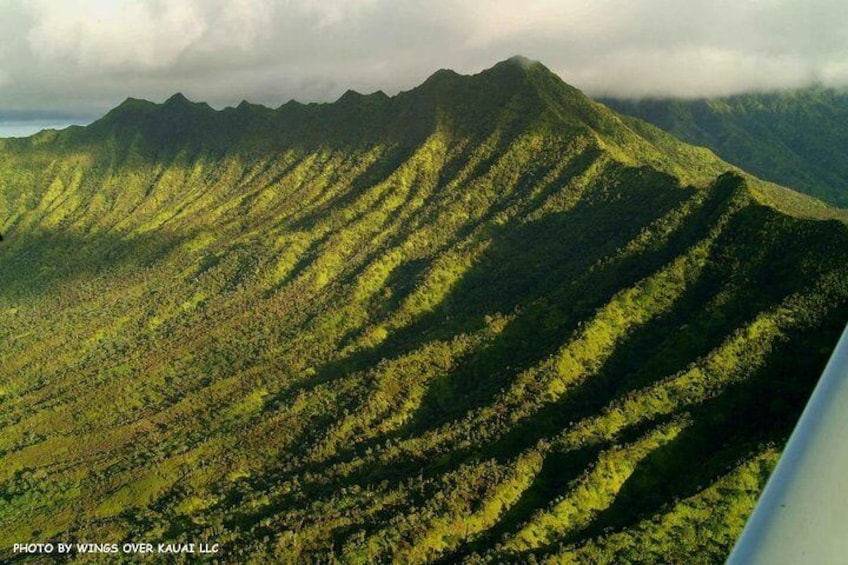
(1, 57), (847, 564)
(603, 87), (848, 207)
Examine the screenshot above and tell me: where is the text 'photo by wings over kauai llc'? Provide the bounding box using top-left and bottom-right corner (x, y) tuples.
(1, 1), (848, 564)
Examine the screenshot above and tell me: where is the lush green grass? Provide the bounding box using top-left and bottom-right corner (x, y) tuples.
(603, 87), (848, 207)
(1, 57), (847, 564)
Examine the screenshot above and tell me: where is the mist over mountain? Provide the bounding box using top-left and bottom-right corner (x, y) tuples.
(603, 87), (848, 208)
(1, 57), (847, 563)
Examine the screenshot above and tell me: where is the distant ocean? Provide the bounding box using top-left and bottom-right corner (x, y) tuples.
(0, 120), (89, 138)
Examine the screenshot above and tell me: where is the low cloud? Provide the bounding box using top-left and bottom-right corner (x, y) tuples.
(568, 48), (820, 99)
(0, 0), (846, 118)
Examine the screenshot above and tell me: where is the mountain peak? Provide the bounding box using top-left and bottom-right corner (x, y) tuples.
(235, 99), (266, 111)
(487, 55), (548, 76)
(94, 97), (156, 125)
(117, 96), (154, 108)
(164, 92), (191, 106)
(337, 89), (364, 103)
(422, 67), (460, 84)
(161, 93), (214, 115)
(278, 99), (304, 110)
(419, 56), (544, 90)
(503, 54), (541, 68)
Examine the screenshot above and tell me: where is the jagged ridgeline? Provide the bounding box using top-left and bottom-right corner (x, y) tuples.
(1, 57), (847, 564)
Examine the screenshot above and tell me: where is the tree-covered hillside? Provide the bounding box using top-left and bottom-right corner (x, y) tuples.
(1, 57), (847, 564)
(603, 87), (848, 208)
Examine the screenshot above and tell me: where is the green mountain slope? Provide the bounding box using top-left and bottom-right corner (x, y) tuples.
(1, 57), (847, 564)
(602, 87), (848, 208)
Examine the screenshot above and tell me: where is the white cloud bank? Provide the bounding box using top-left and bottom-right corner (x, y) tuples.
(0, 0), (847, 116)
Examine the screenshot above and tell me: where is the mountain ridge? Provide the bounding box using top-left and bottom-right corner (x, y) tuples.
(602, 86), (848, 207)
(7, 56), (843, 225)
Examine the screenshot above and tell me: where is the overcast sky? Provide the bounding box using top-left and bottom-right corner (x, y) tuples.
(1, 0), (847, 129)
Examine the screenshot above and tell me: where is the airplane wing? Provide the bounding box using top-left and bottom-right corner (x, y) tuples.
(727, 323), (848, 564)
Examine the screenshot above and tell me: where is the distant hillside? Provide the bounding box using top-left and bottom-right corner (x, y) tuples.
(1, 57), (847, 564)
(603, 87), (848, 207)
